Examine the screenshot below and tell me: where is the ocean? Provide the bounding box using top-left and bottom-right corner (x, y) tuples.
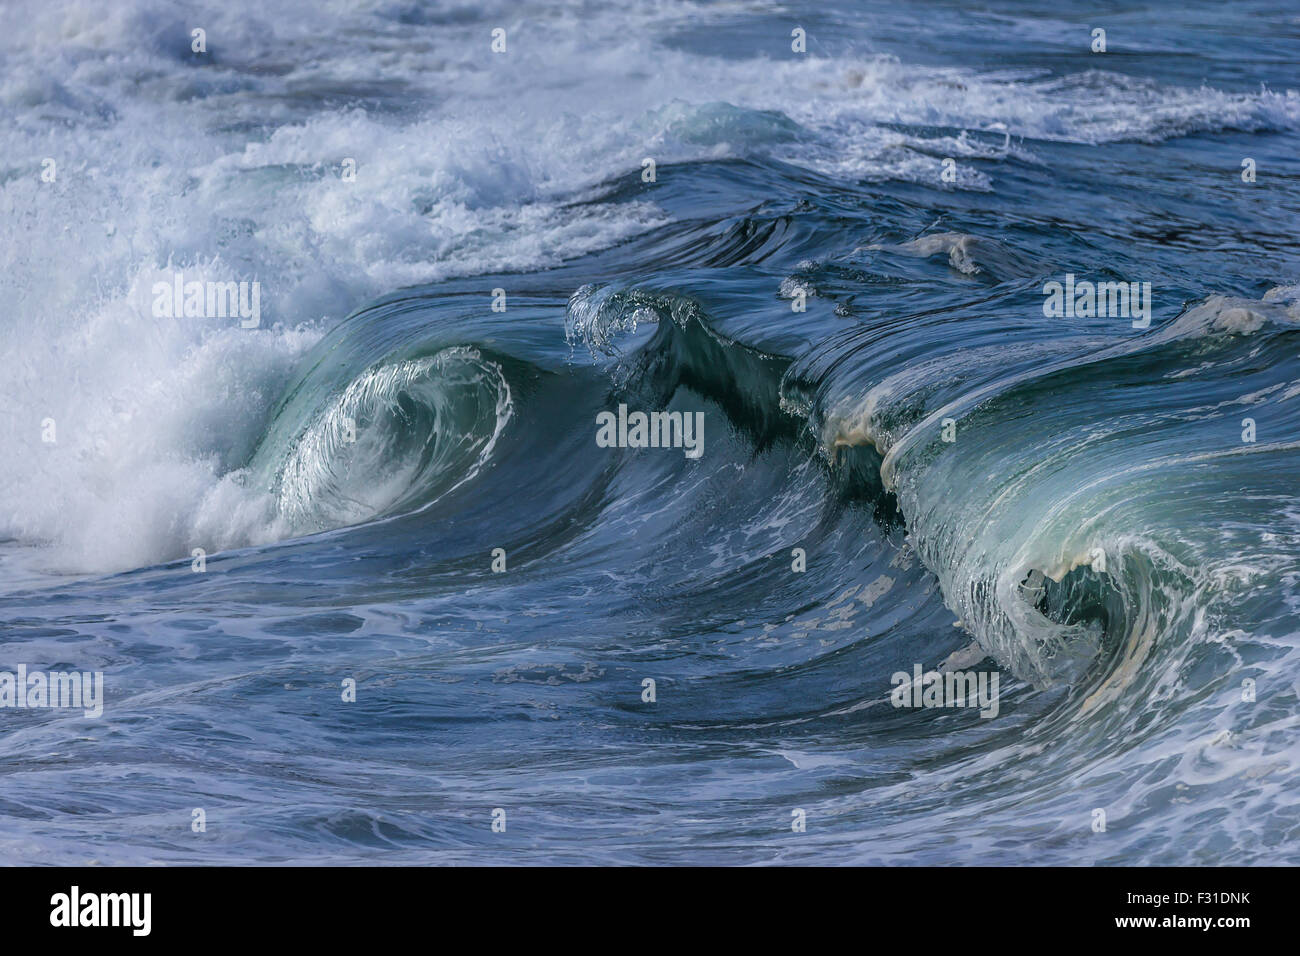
(1, 0), (1298, 864)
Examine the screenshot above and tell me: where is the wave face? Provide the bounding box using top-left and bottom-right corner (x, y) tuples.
(2, 0), (1300, 864)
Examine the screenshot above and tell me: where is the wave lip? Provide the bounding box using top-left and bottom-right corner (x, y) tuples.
(802, 284), (1300, 696)
(267, 347), (513, 534)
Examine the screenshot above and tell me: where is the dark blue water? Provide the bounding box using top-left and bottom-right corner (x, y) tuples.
(2, 0), (1299, 863)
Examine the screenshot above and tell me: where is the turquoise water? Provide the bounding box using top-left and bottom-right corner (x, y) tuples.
(1, 0), (1299, 863)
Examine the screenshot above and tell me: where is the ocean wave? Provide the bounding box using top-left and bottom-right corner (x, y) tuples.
(2, 0), (1299, 866)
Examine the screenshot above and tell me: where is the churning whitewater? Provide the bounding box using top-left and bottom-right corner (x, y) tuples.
(1, 0), (1299, 864)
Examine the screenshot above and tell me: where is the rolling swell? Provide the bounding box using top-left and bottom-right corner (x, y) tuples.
(242, 266), (1300, 732)
(3, 0), (1299, 866)
(23, 193), (1291, 864)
